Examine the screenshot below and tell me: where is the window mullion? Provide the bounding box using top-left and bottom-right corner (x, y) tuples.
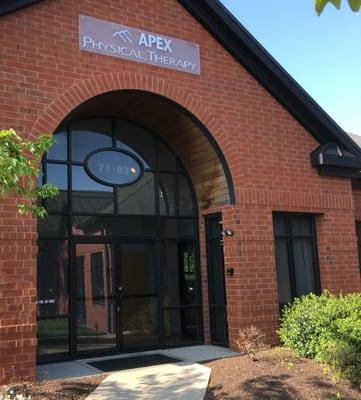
(286, 216), (297, 300)
(311, 217), (321, 295)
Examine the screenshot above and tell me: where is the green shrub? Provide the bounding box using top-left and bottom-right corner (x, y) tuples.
(319, 338), (361, 384)
(278, 291), (361, 384)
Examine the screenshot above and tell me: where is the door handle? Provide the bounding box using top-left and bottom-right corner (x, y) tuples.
(118, 286), (125, 297)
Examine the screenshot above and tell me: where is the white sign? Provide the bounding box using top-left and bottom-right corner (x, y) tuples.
(79, 15), (201, 75)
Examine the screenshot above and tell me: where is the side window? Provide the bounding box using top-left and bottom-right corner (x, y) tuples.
(273, 214), (320, 308)
(355, 221), (361, 272)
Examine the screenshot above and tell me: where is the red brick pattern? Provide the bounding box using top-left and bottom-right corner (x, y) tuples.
(0, 0), (360, 382)
(353, 189), (361, 220)
(0, 203), (37, 383)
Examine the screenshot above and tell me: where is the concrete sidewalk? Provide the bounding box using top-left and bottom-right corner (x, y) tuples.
(37, 345), (238, 400)
(86, 362), (211, 400)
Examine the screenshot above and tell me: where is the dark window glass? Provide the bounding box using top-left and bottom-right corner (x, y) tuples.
(159, 219), (196, 239)
(159, 173), (176, 216)
(91, 252), (105, 304)
(355, 221), (361, 269)
(290, 215), (312, 236)
(117, 172), (155, 215)
(38, 215), (68, 238)
(37, 240), (69, 356)
(72, 166), (113, 193)
(71, 118), (112, 162)
(274, 239), (292, 304)
(39, 117), (197, 219)
(72, 166), (113, 214)
(38, 117), (200, 360)
(76, 243), (116, 353)
(122, 297), (159, 348)
(273, 214), (319, 307)
(72, 216), (156, 237)
(211, 307), (228, 345)
(47, 163), (67, 188)
(76, 256), (85, 298)
(160, 219), (177, 238)
(119, 242), (159, 348)
(119, 244), (157, 296)
(163, 307), (199, 347)
(179, 219), (196, 239)
(157, 140), (174, 171)
(162, 241), (197, 307)
(76, 256), (87, 330)
(208, 236), (226, 306)
(205, 213), (228, 347)
(176, 158), (186, 173)
(115, 120), (155, 168)
(178, 175), (194, 216)
(120, 243), (157, 295)
(47, 130), (67, 161)
(273, 215), (287, 236)
(46, 164), (68, 212)
(292, 239), (317, 297)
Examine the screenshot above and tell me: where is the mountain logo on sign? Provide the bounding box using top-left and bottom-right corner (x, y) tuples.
(113, 28), (133, 43)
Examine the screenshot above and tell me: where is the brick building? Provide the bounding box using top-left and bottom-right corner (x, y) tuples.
(0, 0), (360, 383)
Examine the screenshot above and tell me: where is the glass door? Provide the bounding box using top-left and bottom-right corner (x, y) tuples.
(74, 241), (118, 354)
(119, 242), (160, 350)
(73, 239), (159, 356)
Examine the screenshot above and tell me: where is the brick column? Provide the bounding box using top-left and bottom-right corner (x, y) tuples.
(222, 205), (280, 350)
(0, 199), (37, 384)
(317, 210), (361, 293)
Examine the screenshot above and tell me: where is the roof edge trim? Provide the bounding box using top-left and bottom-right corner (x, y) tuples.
(0, 0), (44, 16)
(178, 0), (361, 158)
(2, 0), (361, 161)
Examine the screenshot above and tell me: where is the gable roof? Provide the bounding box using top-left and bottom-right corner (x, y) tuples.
(179, 0), (361, 156)
(349, 133), (361, 148)
(2, 0), (361, 177)
(0, 0), (43, 16)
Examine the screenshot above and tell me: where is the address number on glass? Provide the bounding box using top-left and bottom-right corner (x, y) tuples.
(85, 148), (143, 186)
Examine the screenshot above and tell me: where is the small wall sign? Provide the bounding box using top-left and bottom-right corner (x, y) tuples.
(85, 149), (143, 186)
(36, 299), (55, 305)
(79, 15), (201, 75)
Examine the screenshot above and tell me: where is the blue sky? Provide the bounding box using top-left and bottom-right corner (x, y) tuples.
(220, 1), (361, 135)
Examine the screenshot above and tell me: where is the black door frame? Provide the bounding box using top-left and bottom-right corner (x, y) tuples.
(205, 213), (229, 347)
(69, 236), (160, 359)
(37, 115), (207, 363)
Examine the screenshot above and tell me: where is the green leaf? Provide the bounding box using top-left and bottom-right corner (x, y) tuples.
(348, 0), (361, 11)
(0, 128), (58, 216)
(18, 204), (47, 217)
(315, 0), (341, 14)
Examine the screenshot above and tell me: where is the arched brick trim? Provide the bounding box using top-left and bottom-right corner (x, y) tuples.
(29, 71), (236, 204)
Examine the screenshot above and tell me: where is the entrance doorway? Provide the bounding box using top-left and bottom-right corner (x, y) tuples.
(36, 116), (203, 362)
(73, 239), (159, 356)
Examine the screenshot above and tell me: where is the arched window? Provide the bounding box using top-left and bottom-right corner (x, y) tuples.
(37, 117), (202, 360)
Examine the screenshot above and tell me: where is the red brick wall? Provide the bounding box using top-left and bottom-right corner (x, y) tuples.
(0, 203), (37, 383)
(353, 189), (361, 220)
(0, 0), (360, 382)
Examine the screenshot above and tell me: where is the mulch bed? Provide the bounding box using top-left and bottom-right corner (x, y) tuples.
(205, 348), (361, 400)
(2, 349), (360, 399)
(1, 375), (105, 400)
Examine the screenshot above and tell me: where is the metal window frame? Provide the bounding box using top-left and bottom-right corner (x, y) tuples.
(205, 212), (229, 347)
(37, 116), (204, 363)
(273, 212), (321, 309)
